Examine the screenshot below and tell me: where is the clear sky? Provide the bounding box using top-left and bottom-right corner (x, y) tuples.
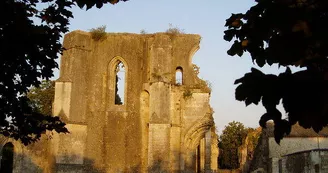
(54, 0), (290, 133)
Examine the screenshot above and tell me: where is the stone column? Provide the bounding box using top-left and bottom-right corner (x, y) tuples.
(185, 150), (196, 173)
(205, 130), (212, 173)
(148, 34), (172, 172)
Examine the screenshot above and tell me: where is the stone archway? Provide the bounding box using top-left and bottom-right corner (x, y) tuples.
(184, 113), (214, 172)
(0, 142), (14, 173)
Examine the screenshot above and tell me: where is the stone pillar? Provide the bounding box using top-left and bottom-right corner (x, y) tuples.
(200, 138), (205, 171)
(170, 126), (181, 172)
(271, 158), (279, 173)
(53, 81), (72, 119)
(148, 124), (171, 172)
(185, 150), (196, 173)
(211, 134), (219, 172)
(148, 34), (172, 172)
(205, 130), (212, 173)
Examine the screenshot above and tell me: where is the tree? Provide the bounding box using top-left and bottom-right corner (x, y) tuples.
(224, 0), (328, 143)
(218, 121), (247, 169)
(27, 80), (55, 116)
(0, 0), (127, 145)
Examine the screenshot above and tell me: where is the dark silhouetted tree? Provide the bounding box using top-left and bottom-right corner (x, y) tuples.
(0, 0), (127, 145)
(224, 0), (328, 143)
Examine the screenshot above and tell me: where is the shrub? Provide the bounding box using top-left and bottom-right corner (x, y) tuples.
(90, 25), (107, 41)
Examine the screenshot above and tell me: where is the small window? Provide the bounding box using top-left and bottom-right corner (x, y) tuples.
(1, 142), (14, 173)
(175, 67), (183, 85)
(115, 61), (125, 105)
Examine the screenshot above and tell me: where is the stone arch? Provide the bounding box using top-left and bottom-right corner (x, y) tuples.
(1, 142), (14, 173)
(107, 56), (129, 106)
(183, 113), (214, 172)
(188, 44), (200, 65)
(184, 113), (214, 150)
(0, 139), (23, 173)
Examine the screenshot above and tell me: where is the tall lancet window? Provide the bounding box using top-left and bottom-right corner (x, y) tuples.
(115, 61), (125, 105)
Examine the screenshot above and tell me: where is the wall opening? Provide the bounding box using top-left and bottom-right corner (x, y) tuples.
(196, 144), (201, 173)
(175, 67), (183, 85)
(115, 61), (125, 105)
(1, 142), (14, 173)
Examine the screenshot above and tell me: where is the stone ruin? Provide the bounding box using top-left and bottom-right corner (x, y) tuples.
(0, 31), (218, 173)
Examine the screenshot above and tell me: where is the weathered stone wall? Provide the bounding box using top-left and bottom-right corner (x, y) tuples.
(45, 31), (217, 173)
(0, 31), (218, 173)
(0, 135), (53, 173)
(268, 137), (328, 159)
(280, 150), (328, 173)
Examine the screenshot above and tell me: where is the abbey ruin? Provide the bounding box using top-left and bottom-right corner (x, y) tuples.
(0, 31), (218, 173)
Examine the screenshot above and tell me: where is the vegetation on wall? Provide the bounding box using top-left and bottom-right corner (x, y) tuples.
(183, 89), (193, 100)
(90, 25), (107, 41)
(140, 29), (147, 34)
(165, 23), (185, 34)
(224, 0), (328, 143)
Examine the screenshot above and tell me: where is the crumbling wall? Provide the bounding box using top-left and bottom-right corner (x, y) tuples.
(0, 31), (217, 173)
(52, 30), (217, 173)
(280, 150), (328, 173)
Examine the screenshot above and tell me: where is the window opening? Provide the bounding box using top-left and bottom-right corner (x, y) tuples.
(176, 67), (183, 85)
(115, 61), (125, 105)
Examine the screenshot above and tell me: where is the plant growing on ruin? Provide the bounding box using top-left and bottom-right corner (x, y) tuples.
(183, 89), (193, 100)
(0, 0), (127, 145)
(165, 23), (185, 34)
(151, 72), (163, 81)
(192, 64), (200, 76)
(140, 29), (147, 34)
(90, 25), (107, 41)
(224, 0), (328, 143)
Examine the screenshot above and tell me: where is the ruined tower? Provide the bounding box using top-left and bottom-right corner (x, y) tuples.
(0, 31), (218, 173)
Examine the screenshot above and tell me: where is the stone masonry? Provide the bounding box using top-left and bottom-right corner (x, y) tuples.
(0, 31), (218, 173)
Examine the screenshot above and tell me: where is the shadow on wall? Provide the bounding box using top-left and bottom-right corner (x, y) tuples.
(0, 145), (210, 173)
(0, 152), (105, 173)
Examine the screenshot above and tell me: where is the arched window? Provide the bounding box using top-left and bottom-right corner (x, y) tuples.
(115, 61), (125, 105)
(176, 67), (183, 85)
(1, 142), (14, 173)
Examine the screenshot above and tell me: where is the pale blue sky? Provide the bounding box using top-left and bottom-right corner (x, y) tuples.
(54, 0), (291, 133)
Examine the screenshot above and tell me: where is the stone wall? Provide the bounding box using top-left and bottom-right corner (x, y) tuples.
(0, 31), (218, 173)
(280, 150), (328, 173)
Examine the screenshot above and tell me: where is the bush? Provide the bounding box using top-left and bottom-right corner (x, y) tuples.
(165, 23), (184, 34)
(90, 25), (107, 41)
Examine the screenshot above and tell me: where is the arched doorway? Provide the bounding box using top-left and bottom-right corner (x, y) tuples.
(1, 142), (14, 173)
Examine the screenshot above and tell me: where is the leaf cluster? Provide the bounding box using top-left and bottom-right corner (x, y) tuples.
(224, 0), (328, 143)
(27, 80), (55, 116)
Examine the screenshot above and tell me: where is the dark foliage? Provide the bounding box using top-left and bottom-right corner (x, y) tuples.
(27, 80), (55, 116)
(219, 121), (247, 169)
(224, 0), (328, 143)
(0, 0), (127, 145)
